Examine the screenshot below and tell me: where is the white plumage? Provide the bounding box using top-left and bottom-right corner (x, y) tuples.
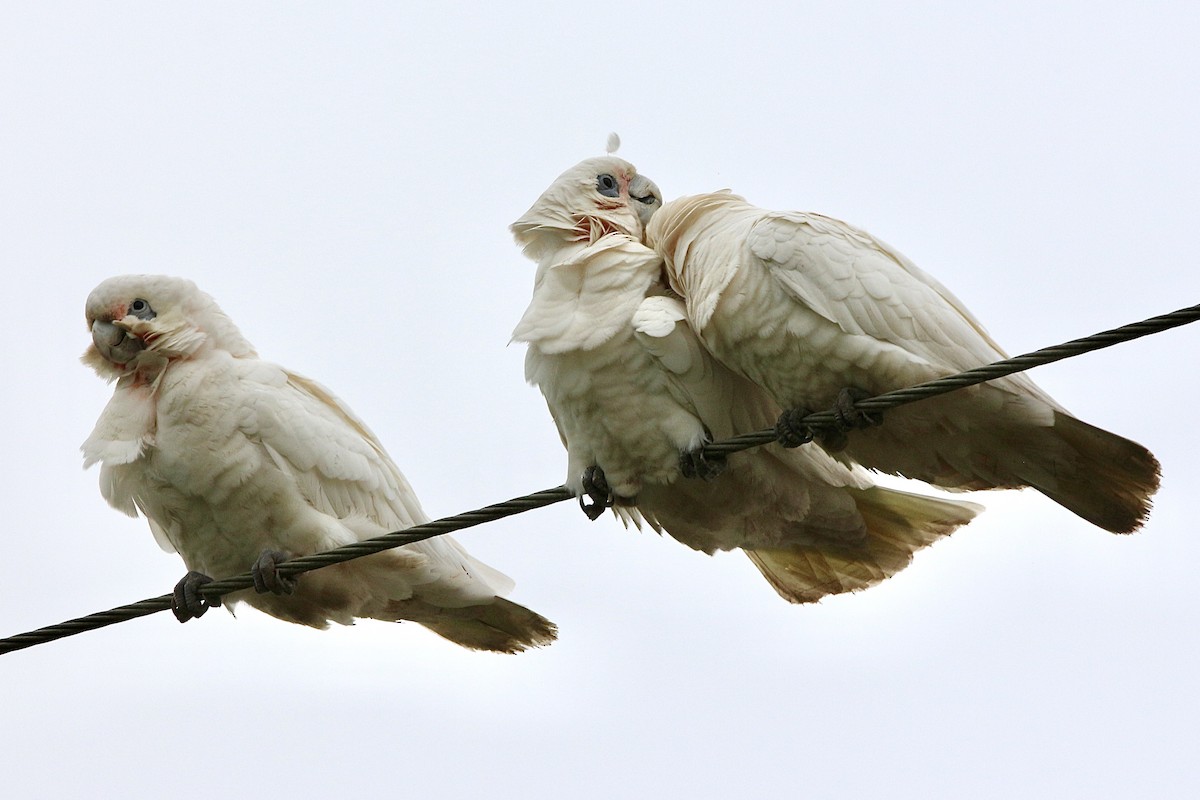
(647, 191), (1160, 533)
(83, 275), (555, 652)
(513, 157), (982, 601)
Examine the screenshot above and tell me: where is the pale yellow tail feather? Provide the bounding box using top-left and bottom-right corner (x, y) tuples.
(746, 487), (982, 603)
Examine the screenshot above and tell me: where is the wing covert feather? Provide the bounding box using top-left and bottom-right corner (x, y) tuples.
(749, 210), (1010, 373)
(235, 360), (427, 533)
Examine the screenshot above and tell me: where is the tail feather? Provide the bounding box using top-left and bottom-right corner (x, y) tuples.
(1025, 412), (1160, 534)
(389, 597), (559, 654)
(745, 486), (982, 603)
(843, 393), (1160, 533)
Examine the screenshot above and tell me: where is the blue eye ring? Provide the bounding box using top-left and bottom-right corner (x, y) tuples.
(129, 298), (156, 320)
(597, 174), (620, 198)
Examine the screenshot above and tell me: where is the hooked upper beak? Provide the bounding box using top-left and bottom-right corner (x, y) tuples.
(629, 174), (662, 231)
(91, 319), (145, 365)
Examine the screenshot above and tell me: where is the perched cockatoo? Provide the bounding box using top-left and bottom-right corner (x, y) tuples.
(512, 157), (982, 601)
(647, 192), (1160, 533)
(82, 275), (556, 652)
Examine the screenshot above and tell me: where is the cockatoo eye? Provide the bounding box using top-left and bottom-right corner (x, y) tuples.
(129, 298), (156, 320)
(596, 174), (620, 198)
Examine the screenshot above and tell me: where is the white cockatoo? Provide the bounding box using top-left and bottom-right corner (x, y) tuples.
(647, 192), (1160, 533)
(82, 275), (556, 652)
(512, 156), (982, 601)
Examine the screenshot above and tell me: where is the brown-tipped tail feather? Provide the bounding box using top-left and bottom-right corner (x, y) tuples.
(1029, 412), (1160, 534)
(398, 597), (559, 654)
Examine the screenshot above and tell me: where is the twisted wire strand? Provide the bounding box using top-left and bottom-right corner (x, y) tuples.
(0, 487), (573, 655)
(2, 302), (1197, 656)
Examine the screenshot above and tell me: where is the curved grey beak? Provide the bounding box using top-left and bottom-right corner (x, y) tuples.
(91, 319), (144, 364)
(629, 174), (662, 231)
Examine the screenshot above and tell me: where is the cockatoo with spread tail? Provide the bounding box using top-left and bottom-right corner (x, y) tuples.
(646, 191), (1159, 533)
(82, 275), (556, 652)
(512, 155), (982, 601)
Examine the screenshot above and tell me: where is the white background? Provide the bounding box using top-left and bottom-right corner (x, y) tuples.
(2, 3), (1197, 797)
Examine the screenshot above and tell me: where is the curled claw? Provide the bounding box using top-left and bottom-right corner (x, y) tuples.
(579, 465), (614, 521)
(172, 571), (221, 623)
(251, 549), (298, 595)
(679, 446), (726, 481)
(777, 389), (881, 452)
(775, 408), (816, 449)
(578, 496), (610, 521)
(833, 387), (882, 430)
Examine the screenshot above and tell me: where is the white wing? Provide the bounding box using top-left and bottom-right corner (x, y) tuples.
(633, 294), (814, 447)
(652, 192), (1056, 402)
(649, 192), (1158, 532)
(634, 294), (876, 485)
(749, 209), (1009, 374)
(631, 295), (981, 595)
(242, 362), (428, 531)
(240, 361), (518, 597)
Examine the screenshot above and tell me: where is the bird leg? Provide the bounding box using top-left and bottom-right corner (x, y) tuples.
(171, 570), (221, 623)
(579, 465), (615, 521)
(252, 549), (298, 595)
(679, 445), (726, 481)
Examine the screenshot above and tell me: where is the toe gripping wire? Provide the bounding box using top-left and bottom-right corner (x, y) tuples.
(1, 302), (1197, 656)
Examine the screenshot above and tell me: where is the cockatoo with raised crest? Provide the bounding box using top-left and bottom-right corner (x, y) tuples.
(647, 191), (1160, 533)
(83, 275), (556, 653)
(512, 156), (982, 601)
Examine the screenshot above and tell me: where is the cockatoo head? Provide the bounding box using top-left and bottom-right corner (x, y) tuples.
(511, 156), (662, 259)
(83, 274), (257, 382)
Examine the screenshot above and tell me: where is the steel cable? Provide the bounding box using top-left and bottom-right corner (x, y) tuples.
(2, 302), (1197, 656)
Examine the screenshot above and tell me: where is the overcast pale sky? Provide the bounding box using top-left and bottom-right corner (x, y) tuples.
(3, 3), (1198, 798)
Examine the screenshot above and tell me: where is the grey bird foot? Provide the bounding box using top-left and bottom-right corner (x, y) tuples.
(775, 407), (816, 448)
(832, 387), (882, 430)
(252, 549), (297, 595)
(579, 465), (614, 521)
(172, 570), (221, 623)
(679, 446), (726, 481)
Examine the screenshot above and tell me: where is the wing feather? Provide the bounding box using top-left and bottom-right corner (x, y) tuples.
(235, 360), (427, 533)
(749, 210), (1008, 373)
(633, 294), (772, 439)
